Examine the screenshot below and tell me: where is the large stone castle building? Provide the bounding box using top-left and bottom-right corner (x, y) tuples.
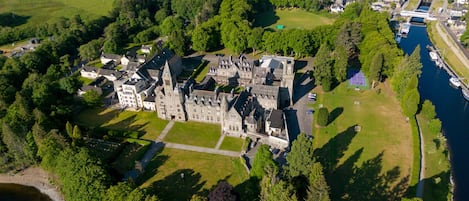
(110, 51), (295, 149)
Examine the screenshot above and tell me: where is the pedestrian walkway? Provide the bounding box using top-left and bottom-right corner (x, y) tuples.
(157, 121), (175, 141)
(415, 117), (426, 198)
(165, 142), (240, 157)
(124, 121), (175, 180)
(214, 135), (225, 150)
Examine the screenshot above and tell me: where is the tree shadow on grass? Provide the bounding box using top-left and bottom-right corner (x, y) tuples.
(406, 171), (451, 201)
(147, 169), (206, 201)
(136, 148), (168, 184)
(328, 148), (363, 200)
(234, 177), (261, 201)
(74, 107), (120, 127)
(104, 114), (148, 137)
(0, 12), (30, 27)
(342, 153), (409, 201)
(314, 125), (358, 173)
(253, 9), (280, 28)
(328, 107), (344, 125)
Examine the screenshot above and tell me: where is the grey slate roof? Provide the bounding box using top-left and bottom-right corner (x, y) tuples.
(101, 53), (121, 60)
(268, 109), (283, 129)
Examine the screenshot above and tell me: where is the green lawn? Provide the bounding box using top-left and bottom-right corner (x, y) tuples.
(139, 148), (249, 201)
(254, 8), (334, 30)
(164, 121), (221, 148)
(74, 108), (169, 140)
(79, 77), (95, 86)
(219, 136), (245, 152)
(0, 0), (114, 28)
(312, 82), (413, 200)
(417, 115), (452, 200)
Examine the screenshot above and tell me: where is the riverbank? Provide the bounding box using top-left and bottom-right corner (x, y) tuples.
(427, 21), (469, 81)
(0, 167), (64, 201)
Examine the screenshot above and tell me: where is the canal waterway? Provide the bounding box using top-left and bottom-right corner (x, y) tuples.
(399, 25), (469, 201)
(0, 183), (51, 201)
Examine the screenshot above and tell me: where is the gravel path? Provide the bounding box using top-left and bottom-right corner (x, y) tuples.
(0, 167), (64, 201)
(415, 118), (426, 198)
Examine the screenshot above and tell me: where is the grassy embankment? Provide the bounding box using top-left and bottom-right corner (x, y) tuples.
(417, 115), (452, 200)
(311, 82), (414, 199)
(427, 21), (469, 80)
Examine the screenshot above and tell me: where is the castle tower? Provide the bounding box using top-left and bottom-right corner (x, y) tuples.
(162, 61), (176, 95)
(281, 59), (294, 105)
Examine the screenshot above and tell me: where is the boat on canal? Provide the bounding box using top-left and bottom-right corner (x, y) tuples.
(450, 77), (462, 88)
(429, 51), (438, 61)
(462, 88), (469, 101)
(400, 22), (411, 37)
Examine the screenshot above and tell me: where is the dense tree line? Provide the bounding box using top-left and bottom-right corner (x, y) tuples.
(268, 0), (331, 11)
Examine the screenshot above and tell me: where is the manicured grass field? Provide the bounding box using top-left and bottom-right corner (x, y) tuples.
(254, 8), (334, 30)
(219, 136), (245, 152)
(139, 148), (248, 200)
(417, 115), (452, 200)
(427, 22), (469, 80)
(0, 0), (114, 28)
(79, 77), (95, 86)
(74, 108), (169, 140)
(164, 121), (221, 148)
(312, 82), (413, 199)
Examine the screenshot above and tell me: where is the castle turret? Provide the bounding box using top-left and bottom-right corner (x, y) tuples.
(162, 61), (176, 94)
(222, 95), (229, 112)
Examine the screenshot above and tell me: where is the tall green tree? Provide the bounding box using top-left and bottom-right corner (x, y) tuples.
(72, 125), (82, 140)
(333, 45), (348, 82)
(79, 38), (103, 61)
(306, 163), (330, 201)
(65, 121), (73, 139)
(313, 44), (333, 86)
(220, 19), (250, 54)
(401, 89), (420, 117)
(421, 100), (436, 120)
(248, 27), (264, 54)
(260, 167), (297, 201)
(317, 107), (329, 127)
(369, 52), (384, 88)
(191, 17), (221, 52)
(83, 90), (102, 107)
(286, 133), (314, 178)
(160, 16), (183, 36)
(392, 46), (422, 98)
(251, 144), (277, 178)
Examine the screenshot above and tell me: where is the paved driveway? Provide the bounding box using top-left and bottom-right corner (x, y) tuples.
(286, 73), (315, 141)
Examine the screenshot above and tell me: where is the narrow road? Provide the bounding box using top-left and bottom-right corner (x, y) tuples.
(124, 121), (175, 180)
(415, 117), (426, 198)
